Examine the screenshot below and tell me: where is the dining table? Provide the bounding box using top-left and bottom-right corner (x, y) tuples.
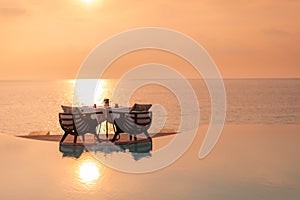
(79, 106), (131, 138)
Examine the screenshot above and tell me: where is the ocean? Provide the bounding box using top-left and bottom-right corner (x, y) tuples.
(0, 79), (300, 199)
(0, 79), (299, 135)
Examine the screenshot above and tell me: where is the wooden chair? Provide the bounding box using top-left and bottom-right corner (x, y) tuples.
(59, 112), (103, 144)
(112, 111), (152, 142)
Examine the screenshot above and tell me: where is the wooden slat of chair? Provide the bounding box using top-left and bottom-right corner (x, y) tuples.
(59, 112), (103, 144)
(112, 111), (152, 142)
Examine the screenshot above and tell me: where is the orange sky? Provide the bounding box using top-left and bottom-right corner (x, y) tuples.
(0, 0), (299, 79)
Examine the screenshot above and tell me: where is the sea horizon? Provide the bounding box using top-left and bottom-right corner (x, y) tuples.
(1, 77), (300, 81)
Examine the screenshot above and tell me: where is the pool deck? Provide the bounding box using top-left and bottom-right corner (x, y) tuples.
(17, 132), (176, 145)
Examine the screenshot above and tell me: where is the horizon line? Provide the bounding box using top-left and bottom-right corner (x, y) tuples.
(0, 77), (300, 81)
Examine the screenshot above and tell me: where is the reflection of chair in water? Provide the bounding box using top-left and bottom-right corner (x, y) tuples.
(59, 140), (152, 160)
(88, 140), (153, 160)
(119, 140), (152, 160)
(59, 144), (85, 158)
(59, 112), (102, 144)
(112, 104), (152, 142)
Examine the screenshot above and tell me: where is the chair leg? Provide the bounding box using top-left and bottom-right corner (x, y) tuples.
(106, 121), (109, 139)
(111, 133), (119, 142)
(94, 133), (101, 143)
(144, 131), (151, 139)
(96, 124), (101, 135)
(113, 124), (116, 132)
(134, 133), (137, 141)
(60, 133), (69, 143)
(73, 135), (78, 143)
(82, 134), (85, 143)
(94, 124), (101, 141)
(129, 135), (132, 141)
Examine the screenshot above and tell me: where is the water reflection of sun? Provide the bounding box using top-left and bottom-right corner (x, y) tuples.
(74, 79), (111, 106)
(74, 154), (103, 188)
(79, 161), (100, 184)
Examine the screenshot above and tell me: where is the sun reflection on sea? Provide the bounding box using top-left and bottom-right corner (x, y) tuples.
(73, 79), (115, 106)
(74, 153), (104, 189)
(79, 161), (100, 184)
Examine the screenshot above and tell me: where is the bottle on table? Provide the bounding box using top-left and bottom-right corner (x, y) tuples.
(103, 98), (109, 108)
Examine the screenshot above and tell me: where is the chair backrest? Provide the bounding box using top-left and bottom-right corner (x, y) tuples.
(61, 105), (81, 114)
(59, 113), (99, 135)
(127, 111), (152, 125)
(116, 111), (152, 134)
(59, 113), (76, 135)
(129, 103), (152, 113)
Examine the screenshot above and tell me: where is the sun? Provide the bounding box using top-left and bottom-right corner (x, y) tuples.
(83, 0), (93, 3)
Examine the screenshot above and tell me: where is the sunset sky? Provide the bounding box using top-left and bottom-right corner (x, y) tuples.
(0, 0), (299, 80)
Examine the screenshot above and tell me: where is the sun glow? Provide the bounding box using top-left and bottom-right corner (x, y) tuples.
(83, 0), (93, 3)
(74, 79), (112, 106)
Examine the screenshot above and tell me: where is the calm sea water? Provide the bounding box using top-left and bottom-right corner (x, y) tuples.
(0, 79), (299, 135)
